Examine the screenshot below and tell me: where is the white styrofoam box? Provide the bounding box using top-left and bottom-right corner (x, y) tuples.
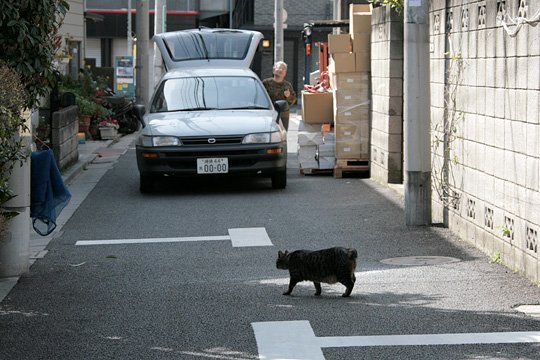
(298, 131), (323, 146)
(298, 121), (323, 132)
(318, 156), (336, 170)
(323, 132), (335, 143)
(298, 145), (318, 169)
(317, 143), (335, 157)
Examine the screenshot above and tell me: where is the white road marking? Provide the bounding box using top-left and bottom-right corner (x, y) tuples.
(252, 321), (540, 360)
(75, 227), (273, 247)
(229, 227), (272, 247)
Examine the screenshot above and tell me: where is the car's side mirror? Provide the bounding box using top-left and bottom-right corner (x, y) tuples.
(134, 104), (146, 128)
(273, 100), (289, 122)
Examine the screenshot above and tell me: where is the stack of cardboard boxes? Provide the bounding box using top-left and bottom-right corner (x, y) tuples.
(297, 3), (371, 175)
(328, 4), (371, 164)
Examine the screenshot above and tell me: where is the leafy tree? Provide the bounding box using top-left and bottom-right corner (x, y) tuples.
(0, 1), (69, 223)
(369, 0), (403, 14)
(0, 63), (29, 219)
(0, 0), (69, 107)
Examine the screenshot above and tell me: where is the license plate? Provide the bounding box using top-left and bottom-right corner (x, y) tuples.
(197, 158), (228, 174)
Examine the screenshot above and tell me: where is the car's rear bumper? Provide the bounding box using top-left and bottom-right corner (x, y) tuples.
(136, 143), (287, 177)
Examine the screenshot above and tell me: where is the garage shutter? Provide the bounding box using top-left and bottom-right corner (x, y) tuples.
(86, 38), (101, 67)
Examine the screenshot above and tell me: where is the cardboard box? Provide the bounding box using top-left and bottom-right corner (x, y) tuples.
(355, 51), (371, 72)
(334, 122), (369, 159)
(334, 105), (370, 124)
(333, 89), (370, 108)
(351, 33), (371, 52)
(335, 123), (362, 141)
(335, 141), (363, 159)
(349, 4), (372, 16)
(328, 33), (351, 53)
(330, 72), (369, 90)
(301, 91), (334, 124)
(350, 14), (371, 34)
(330, 53), (356, 73)
(349, 4), (372, 35)
(335, 125), (370, 158)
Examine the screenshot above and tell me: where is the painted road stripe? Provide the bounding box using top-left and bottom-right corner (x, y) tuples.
(75, 227), (273, 247)
(75, 236), (229, 246)
(252, 321), (540, 360)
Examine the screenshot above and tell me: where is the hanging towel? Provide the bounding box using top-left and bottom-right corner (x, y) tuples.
(30, 149), (71, 236)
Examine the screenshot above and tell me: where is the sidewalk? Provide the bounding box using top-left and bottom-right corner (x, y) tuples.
(0, 132), (138, 302)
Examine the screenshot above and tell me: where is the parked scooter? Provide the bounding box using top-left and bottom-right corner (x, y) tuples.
(98, 89), (143, 134)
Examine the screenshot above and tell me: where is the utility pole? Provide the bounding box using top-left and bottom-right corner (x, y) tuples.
(274, 0), (284, 63)
(404, 0), (431, 225)
(0, 111), (32, 277)
(153, 0), (165, 88)
(127, 0), (132, 57)
(136, 0), (150, 107)
(230, 0), (233, 29)
(333, 0), (341, 34)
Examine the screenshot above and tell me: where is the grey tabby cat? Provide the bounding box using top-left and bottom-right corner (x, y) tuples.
(276, 247), (358, 297)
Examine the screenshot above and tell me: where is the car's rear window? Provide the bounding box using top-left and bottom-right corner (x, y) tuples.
(163, 31), (252, 61)
(150, 76), (271, 113)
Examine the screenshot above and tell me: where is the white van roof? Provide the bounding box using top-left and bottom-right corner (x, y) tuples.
(154, 28), (263, 70)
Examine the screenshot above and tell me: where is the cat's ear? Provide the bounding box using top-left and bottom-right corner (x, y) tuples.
(284, 250), (289, 256)
(278, 250), (283, 257)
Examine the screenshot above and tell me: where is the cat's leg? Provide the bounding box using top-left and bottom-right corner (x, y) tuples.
(314, 282), (321, 296)
(340, 279), (355, 297)
(283, 278), (298, 295)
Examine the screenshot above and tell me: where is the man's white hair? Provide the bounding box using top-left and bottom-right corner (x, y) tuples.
(273, 61), (288, 71)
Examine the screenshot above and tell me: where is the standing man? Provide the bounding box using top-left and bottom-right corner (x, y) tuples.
(263, 61), (296, 130)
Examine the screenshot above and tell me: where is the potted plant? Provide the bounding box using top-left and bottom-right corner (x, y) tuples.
(98, 118), (120, 139)
(75, 96), (94, 133)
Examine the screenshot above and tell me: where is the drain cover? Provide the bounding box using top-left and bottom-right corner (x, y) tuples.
(381, 256), (461, 266)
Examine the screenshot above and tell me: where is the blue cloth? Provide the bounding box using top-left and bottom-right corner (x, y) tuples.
(30, 149), (71, 236)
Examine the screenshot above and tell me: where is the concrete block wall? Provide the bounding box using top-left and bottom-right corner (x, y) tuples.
(370, 6), (404, 184)
(51, 106), (79, 170)
(430, 0), (540, 283)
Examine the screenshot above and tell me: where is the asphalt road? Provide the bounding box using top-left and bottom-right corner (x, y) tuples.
(1, 142), (539, 359)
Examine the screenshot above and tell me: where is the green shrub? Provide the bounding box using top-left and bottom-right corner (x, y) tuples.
(0, 0), (69, 107)
(0, 63), (30, 219)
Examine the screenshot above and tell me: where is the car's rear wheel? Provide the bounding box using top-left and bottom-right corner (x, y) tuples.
(140, 174), (155, 193)
(271, 170), (287, 189)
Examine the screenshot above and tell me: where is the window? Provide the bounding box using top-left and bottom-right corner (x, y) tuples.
(164, 31), (252, 61)
(151, 76), (271, 113)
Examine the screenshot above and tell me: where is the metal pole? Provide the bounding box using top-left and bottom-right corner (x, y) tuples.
(333, 0), (341, 34)
(404, 0), (431, 225)
(274, 0), (284, 63)
(230, 0), (233, 29)
(153, 0), (164, 89)
(136, 0), (150, 107)
(127, 0), (132, 57)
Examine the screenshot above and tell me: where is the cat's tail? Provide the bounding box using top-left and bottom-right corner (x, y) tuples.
(348, 248), (358, 260)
